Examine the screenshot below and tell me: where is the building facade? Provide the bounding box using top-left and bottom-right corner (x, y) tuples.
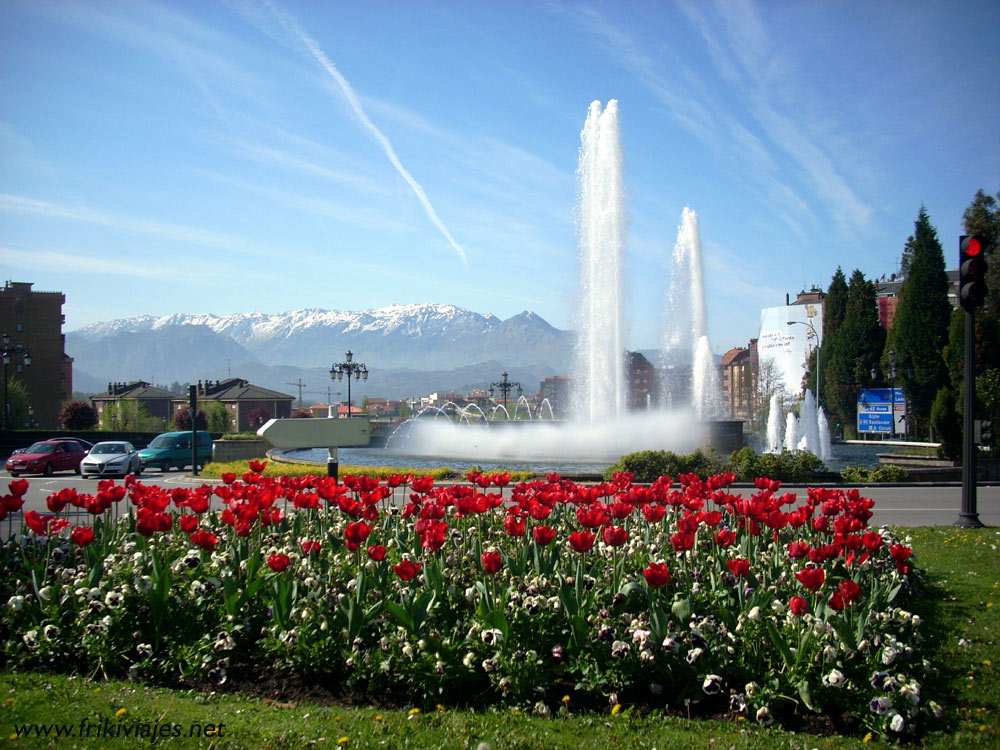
(91, 381), (175, 429)
(184, 378), (294, 432)
(0, 281), (73, 429)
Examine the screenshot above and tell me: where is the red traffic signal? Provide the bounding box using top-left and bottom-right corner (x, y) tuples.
(959, 234), (989, 311)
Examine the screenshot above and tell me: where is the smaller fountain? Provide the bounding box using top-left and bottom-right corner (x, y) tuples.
(767, 389), (831, 462)
(783, 412), (800, 453)
(766, 394), (784, 453)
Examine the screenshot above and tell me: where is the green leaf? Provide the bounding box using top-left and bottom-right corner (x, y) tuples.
(671, 596), (691, 623)
(385, 600), (414, 633)
(797, 678), (815, 711)
(765, 620), (794, 670)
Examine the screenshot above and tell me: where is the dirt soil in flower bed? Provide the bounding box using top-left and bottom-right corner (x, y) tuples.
(171, 659), (859, 737)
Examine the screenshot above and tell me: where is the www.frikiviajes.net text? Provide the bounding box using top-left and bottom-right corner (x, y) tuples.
(11, 717), (227, 741)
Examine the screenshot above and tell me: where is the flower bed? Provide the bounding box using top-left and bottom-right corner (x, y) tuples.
(0, 466), (936, 738)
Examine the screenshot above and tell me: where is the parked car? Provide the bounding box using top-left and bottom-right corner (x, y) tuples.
(5, 440), (88, 476)
(80, 441), (142, 478)
(138, 431), (212, 472)
(47, 437), (94, 453)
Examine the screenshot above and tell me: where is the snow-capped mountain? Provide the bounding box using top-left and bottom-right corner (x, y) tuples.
(67, 303), (574, 390)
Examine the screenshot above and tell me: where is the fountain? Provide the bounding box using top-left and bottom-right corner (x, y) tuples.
(384, 100), (737, 467)
(572, 99), (627, 423)
(766, 389), (831, 462)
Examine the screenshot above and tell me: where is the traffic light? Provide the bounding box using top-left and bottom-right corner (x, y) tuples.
(979, 418), (994, 446)
(959, 235), (989, 311)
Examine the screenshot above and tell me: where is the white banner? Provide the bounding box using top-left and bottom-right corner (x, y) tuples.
(757, 303), (823, 398)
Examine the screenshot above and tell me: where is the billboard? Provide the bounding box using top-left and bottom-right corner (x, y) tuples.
(857, 388), (906, 434)
(757, 303), (823, 398)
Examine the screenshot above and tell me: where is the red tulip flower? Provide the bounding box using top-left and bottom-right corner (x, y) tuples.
(481, 550), (503, 575)
(368, 544), (387, 561)
(267, 553), (291, 572)
(828, 591), (846, 611)
(178, 514), (199, 533)
(713, 529), (736, 548)
(190, 529), (219, 552)
(641, 504), (666, 523)
(643, 562), (671, 587)
(70, 526), (95, 547)
(568, 530), (595, 553)
(532, 525), (556, 546)
(394, 559), (422, 581)
(795, 567), (826, 590)
(344, 521), (373, 551)
(838, 579), (862, 603)
(8, 478), (29, 496)
(787, 541), (810, 559)
(789, 595), (809, 616)
(601, 525), (629, 547)
(577, 505), (609, 529)
(248, 460), (268, 474)
(727, 558), (750, 577)
(503, 514), (526, 537)
(301, 540), (321, 555)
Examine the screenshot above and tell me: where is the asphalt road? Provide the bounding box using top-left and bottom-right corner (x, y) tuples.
(2, 469), (998, 532)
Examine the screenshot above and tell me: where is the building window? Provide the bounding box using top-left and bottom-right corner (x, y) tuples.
(16, 323), (23, 332)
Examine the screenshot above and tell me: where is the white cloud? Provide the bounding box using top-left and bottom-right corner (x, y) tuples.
(0, 245), (173, 279)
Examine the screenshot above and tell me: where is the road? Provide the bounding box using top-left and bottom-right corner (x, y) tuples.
(2, 469), (998, 531)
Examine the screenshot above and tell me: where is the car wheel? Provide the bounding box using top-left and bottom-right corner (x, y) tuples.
(9, 472), (18, 477)
(160, 460), (170, 472)
(43, 463), (54, 477)
(135, 461), (143, 476)
(74, 464), (81, 475)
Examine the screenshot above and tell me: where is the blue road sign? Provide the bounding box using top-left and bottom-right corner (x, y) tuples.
(858, 388), (907, 434)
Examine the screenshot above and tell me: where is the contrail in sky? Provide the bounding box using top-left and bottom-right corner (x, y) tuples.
(235, 0), (469, 267)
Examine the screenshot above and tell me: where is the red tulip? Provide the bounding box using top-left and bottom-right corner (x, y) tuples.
(70, 526), (95, 547)
(532, 525), (556, 546)
(568, 530), (595, 553)
(787, 541), (810, 559)
(301, 540), (321, 555)
(795, 567), (826, 590)
(267, 553), (291, 572)
(727, 558), (750, 577)
(789, 595), (809, 616)
(828, 591), (846, 611)
(503, 514), (526, 537)
(344, 521), (373, 551)
(248, 460), (268, 474)
(670, 531), (695, 552)
(838, 579), (862, 603)
(178, 514), (199, 533)
(641, 504), (666, 523)
(481, 550), (503, 575)
(576, 505), (609, 529)
(221, 472), (238, 485)
(368, 544), (387, 561)
(601, 525), (629, 547)
(643, 562), (671, 587)
(190, 529), (219, 552)
(394, 559), (422, 581)
(713, 529), (736, 548)
(8, 478), (29, 496)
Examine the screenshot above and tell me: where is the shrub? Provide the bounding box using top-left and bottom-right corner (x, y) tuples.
(603, 449), (724, 482)
(174, 406), (207, 431)
(840, 464), (910, 483)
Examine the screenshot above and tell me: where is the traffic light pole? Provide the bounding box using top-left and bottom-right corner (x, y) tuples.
(956, 308), (982, 527)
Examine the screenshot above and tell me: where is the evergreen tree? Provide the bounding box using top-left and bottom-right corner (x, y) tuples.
(824, 270), (885, 434)
(892, 207), (951, 437)
(962, 188), (1000, 369)
(811, 267), (848, 411)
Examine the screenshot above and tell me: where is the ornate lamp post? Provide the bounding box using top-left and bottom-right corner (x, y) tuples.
(330, 351), (368, 418)
(488, 371), (521, 418)
(2, 332), (32, 431)
(787, 320), (820, 404)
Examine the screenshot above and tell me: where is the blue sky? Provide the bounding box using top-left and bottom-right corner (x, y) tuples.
(2, 0), (998, 356)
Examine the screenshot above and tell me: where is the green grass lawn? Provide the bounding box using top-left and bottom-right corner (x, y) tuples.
(3, 526), (998, 750)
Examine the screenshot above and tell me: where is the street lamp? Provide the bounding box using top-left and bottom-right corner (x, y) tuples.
(488, 371), (522, 418)
(330, 351), (368, 418)
(787, 320), (820, 404)
(2, 332), (32, 431)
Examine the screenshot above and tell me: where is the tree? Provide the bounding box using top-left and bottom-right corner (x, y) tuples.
(754, 357), (787, 419)
(892, 207), (951, 437)
(202, 400), (232, 433)
(821, 270), (884, 437)
(248, 406), (271, 429)
(290, 408), (313, 418)
(59, 400), (98, 430)
(100, 399), (162, 431)
(3, 377), (31, 428)
(930, 386), (961, 460)
(174, 407), (207, 431)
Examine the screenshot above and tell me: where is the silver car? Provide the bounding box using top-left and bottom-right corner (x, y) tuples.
(80, 441), (143, 478)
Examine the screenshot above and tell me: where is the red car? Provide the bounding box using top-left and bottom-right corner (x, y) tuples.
(5, 440), (87, 476)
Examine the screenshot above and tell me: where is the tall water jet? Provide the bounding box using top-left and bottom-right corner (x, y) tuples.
(766, 394), (784, 453)
(573, 100), (627, 423)
(660, 206), (720, 413)
(692, 335), (721, 420)
(799, 390), (821, 456)
(817, 407), (832, 461)
(784, 412), (800, 452)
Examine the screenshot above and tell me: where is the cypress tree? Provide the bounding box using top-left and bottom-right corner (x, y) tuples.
(893, 207), (951, 437)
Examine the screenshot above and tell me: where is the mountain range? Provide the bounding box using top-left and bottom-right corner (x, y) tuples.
(67, 304), (576, 401)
